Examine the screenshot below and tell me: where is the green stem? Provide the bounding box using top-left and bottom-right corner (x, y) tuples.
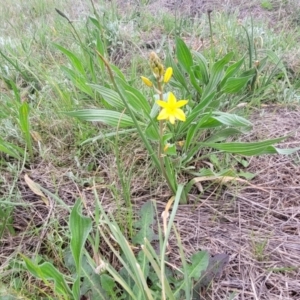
(157, 81), (176, 195)
(95, 50), (162, 173)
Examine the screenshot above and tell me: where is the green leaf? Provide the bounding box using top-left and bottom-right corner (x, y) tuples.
(165, 54), (189, 92)
(186, 251), (209, 280)
(22, 256), (72, 296)
(65, 109), (136, 128)
(0, 137), (23, 159)
(89, 84), (124, 109)
(222, 75), (253, 93)
(219, 57), (245, 88)
(178, 92), (216, 134)
(176, 37), (193, 71)
(53, 43), (85, 75)
(212, 112), (252, 128)
(203, 137), (298, 156)
(202, 52), (234, 98)
(70, 200), (92, 299)
(115, 77), (151, 115)
(61, 66), (93, 96)
(19, 102), (33, 156)
(205, 128), (242, 143)
(132, 201), (156, 245)
(100, 274), (117, 296)
(193, 52), (209, 84)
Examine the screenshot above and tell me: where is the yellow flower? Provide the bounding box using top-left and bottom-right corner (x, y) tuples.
(163, 67), (173, 83)
(141, 76), (153, 87)
(156, 92), (188, 124)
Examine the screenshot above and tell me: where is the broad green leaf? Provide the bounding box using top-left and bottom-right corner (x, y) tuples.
(219, 57), (245, 88)
(202, 52), (234, 98)
(203, 137), (298, 156)
(65, 109), (136, 128)
(22, 256), (71, 296)
(222, 75), (253, 93)
(176, 37), (193, 71)
(89, 84), (124, 109)
(61, 66), (93, 96)
(164, 144), (176, 156)
(184, 113), (212, 150)
(165, 53), (189, 91)
(115, 78), (151, 115)
(54, 43), (85, 75)
(205, 128), (242, 143)
(193, 52), (209, 84)
(212, 112), (252, 128)
(70, 200), (92, 298)
(189, 68), (203, 94)
(145, 124), (159, 140)
(100, 274), (117, 296)
(132, 201), (156, 245)
(178, 92), (216, 134)
(186, 251), (209, 280)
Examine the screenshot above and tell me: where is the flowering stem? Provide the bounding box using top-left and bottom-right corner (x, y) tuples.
(157, 80), (176, 194)
(95, 50), (162, 174)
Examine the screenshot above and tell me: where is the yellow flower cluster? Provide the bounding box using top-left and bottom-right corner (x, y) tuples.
(141, 52), (188, 124)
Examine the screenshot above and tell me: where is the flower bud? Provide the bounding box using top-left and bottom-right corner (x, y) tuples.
(141, 76), (153, 87)
(163, 67), (173, 83)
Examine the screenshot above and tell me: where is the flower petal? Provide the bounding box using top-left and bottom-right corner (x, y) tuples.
(163, 67), (173, 83)
(175, 100), (188, 108)
(157, 109), (168, 120)
(169, 115), (176, 124)
(156, 100), (168, 108)
(174, 109), (186, 121)
(167, 92), (176, 105)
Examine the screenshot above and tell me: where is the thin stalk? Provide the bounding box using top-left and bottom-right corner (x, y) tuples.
(207, 9), (215, 61)
(95, 50), (161, 173)
(157, 80), (176, 194)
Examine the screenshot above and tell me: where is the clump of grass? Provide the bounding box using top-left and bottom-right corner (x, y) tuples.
(1, 0), (300, 299)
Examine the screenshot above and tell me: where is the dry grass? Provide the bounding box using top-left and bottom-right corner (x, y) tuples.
(1, 0), (300, 299)
(1, 105), (299, 299)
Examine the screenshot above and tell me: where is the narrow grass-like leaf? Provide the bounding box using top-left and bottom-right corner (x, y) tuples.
(53, 43), (85, 75)
(0, 138), (23, 159)
(18, 102), (33, 157)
